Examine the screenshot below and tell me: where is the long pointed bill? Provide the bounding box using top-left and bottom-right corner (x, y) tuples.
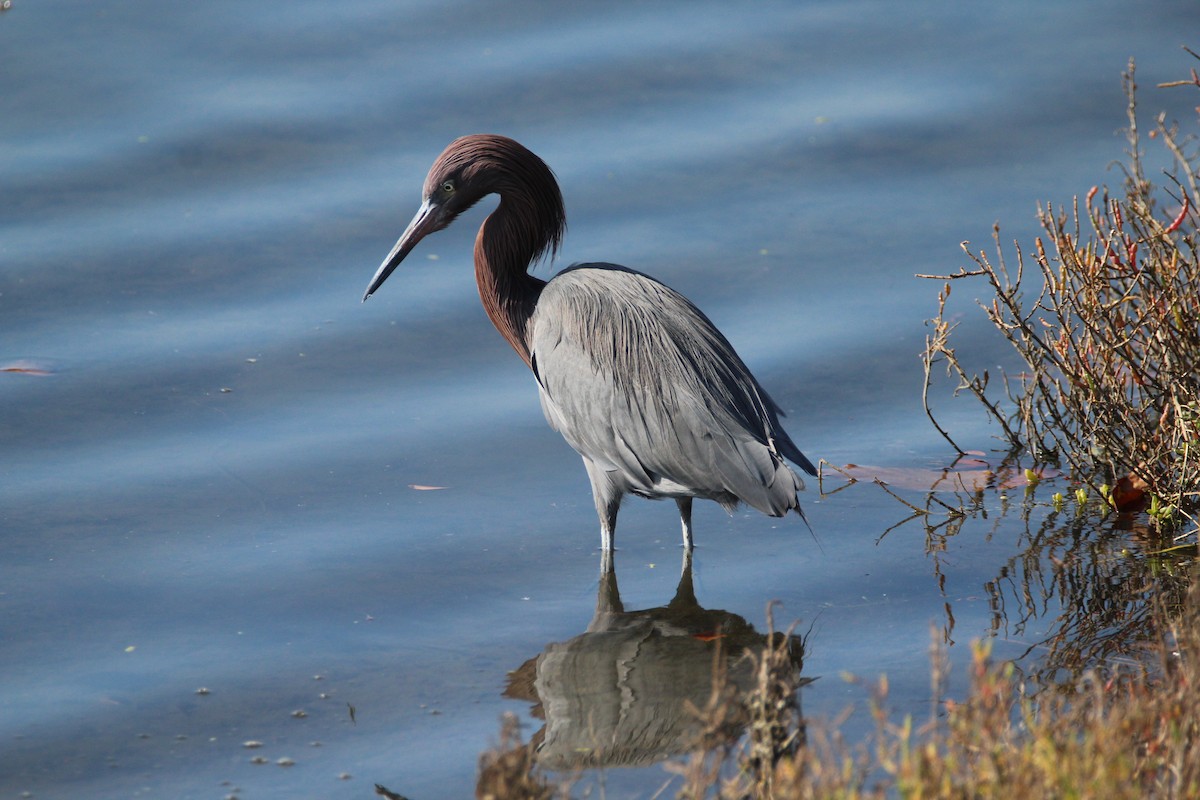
(362, 199), (441, 302)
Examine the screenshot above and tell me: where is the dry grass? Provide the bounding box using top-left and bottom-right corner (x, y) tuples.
(475, 577), (1200, 799)
(667, 608), (807, 799)
(920, 56), (1200, 538)
(746, 578), (1200, 800)
(474, 714), (564, 800)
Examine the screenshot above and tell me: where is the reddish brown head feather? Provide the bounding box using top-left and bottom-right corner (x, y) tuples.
(425, 134), (565, 266)
(422, 135), (567, 365)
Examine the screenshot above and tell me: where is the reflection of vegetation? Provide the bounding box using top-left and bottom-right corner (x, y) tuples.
(921, 56), (1200, 537)
(841, 450), (1195, 679)
(846, 593), (1200, 799)
(982, 503), (1194, 686)
(476, 578), (1200, 798)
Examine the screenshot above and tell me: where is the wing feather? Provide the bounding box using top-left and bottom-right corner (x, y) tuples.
(530, 264), (812, 517)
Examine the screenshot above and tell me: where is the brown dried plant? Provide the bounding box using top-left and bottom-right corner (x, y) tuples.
(473, 576), (1200, 798)
(921, 57), (1200, 538)
(475, 713), (559, 800)
(669, 606), (809, 799)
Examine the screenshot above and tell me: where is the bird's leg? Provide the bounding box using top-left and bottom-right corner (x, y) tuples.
(600, 523), (615, 552)
(584, 458), (621, 551)
(676, 497), (694, 550)
(595, 493), (620, 551)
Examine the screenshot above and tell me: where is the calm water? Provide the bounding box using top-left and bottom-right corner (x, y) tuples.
(2, 1), (1196, 797)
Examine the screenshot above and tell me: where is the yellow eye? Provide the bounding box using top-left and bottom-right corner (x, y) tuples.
(441, 180), (455, 194)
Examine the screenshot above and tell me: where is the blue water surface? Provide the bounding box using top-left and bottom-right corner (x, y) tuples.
(2, 1), (1196, 797)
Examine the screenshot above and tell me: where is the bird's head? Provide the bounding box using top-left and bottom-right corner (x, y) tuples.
(362, 134), (565, 301)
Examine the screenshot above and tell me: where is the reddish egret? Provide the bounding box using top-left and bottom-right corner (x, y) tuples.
(363, 135), (816, 550)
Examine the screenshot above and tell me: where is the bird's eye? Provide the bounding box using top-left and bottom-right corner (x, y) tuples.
(441, 180), (455, 194)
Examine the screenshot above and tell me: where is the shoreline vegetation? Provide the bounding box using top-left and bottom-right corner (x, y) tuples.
(397, 53), (1200, 800)
(922, 57), (1200, 541)
(459, 583), (1200, 799)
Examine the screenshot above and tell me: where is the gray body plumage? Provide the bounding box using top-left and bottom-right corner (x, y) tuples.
(530, 264), (815, 549)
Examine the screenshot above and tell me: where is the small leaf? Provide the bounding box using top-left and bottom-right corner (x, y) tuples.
(0, 359), (56, 376)
(1112, 474), (1149, 511)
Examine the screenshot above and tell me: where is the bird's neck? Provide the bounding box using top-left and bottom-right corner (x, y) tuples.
(474, 201), (547, 367)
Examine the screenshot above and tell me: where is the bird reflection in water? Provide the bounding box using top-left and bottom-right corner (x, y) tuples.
(502, 550), (807, 771)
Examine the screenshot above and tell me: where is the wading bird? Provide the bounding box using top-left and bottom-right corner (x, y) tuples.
(363, 135), (815, 550)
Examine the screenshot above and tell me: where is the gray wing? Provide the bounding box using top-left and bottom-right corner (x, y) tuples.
(529, 264), (814, 517)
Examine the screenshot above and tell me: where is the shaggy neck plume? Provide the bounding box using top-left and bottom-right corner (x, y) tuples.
(474, 203), (547, 366)
(447, 135), (564, 367)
